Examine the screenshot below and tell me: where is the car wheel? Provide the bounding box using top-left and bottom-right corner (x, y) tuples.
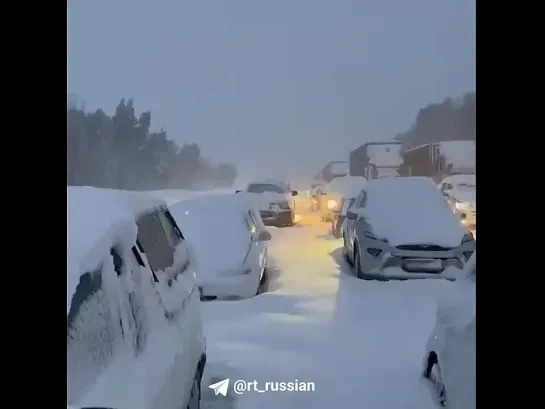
(354, 244), (375, 281)
(343, 235), (353, 266)
(354, 247), (362, 278)
(187, 374), (201, 409)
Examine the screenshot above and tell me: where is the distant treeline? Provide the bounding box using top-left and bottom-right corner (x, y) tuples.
(395, 91), (475, 150)
(67, 97), (237, 190)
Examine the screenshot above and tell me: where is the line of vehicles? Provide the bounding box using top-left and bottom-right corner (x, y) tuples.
(67, 168), (476, 408)
(67, 180), (301, 409)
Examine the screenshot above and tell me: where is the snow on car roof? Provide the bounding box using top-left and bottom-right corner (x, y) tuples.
(170, 194), (257, 280)
(67, 186), (166, 315)
(364, 177), (466, 247)
(323, 176), (367, 198)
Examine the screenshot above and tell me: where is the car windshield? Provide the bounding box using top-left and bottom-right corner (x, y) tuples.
(247, 184), (284, 194)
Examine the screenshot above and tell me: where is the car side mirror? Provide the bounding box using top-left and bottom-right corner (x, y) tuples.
(291, 190), (299, 197)
(235, 190), (242, 194)
(346, 210), (358, 220)
(255, 230), (272, 242)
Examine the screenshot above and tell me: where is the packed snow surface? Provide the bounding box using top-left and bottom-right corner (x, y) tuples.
(363, 177), (466, 247)
(200, 213), (452, 409)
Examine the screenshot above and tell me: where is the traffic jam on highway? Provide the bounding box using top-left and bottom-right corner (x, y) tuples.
(67, 140), (475, 409)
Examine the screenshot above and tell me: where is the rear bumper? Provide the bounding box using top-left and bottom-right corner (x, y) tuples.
(198, 270), (260, 300)
(259, 209), (293, 226)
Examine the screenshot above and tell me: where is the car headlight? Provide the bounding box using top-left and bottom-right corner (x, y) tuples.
(327, 199), (338, 210)
(363, 231), (388, 242)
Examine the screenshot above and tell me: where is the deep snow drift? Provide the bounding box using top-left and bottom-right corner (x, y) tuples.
(200, 215), (452, 409)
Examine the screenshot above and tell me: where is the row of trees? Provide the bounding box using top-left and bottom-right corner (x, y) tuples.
(67, 97), (237, 190)
(395, 91), (475, 149)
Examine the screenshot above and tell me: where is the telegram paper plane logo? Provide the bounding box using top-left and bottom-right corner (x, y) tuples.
(209, 378), (230, 397)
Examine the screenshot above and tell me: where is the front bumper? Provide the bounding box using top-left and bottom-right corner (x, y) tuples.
(259, 209), (293, 226)
(359, 240), (475, 279)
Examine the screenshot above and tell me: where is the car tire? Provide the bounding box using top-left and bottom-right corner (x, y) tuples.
(343, 235), (353, 266)
(353, 244), (376, 281)
(186, 373), (201, 409)
(331, 220), (341, 239)
(257, 267), (267, 295)
(353, 247), (362, 278)
(286, 212), (295, 227)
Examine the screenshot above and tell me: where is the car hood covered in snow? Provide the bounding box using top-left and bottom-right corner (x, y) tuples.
(365, 177), (466, 247)
(171, 195), (253, 281)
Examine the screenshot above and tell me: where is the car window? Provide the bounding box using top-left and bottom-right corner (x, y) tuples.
(158, 210), (183, 247)
(111, 248), (123, 276)
(244, 211), (257, 234)
(136, 210), (175, 272)
(67, 265), (119, 402)
(247, 183), (284, 194)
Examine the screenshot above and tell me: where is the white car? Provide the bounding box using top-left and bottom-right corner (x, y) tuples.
(237, 180), (299, 227)
(171, 194), (272, 300)
(342, 177), (475, 280)
(423, 251), (476, 409)
(439, 174), (476, 227)
(67, 187), (206, 409)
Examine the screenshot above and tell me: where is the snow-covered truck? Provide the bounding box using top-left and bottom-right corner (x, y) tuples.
(349, 141), (403, 180)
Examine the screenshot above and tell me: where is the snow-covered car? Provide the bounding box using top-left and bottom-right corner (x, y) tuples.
(342, 177), (476, 280)
(423, 251), (476, 409)
(67, 187), (206, 409)
(171, 194), (272, 300)
(236, 180), (299, 227)
(315, 175), (368, 227)
(439, 174), (476, 227)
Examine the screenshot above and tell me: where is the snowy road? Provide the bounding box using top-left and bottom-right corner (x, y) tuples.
(201, 213), (453, 409)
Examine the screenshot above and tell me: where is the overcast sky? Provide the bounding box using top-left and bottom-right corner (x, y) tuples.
(68, 0), (475, 185)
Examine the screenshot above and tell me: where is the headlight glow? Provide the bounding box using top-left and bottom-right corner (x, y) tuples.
(327, 199), (337, 209)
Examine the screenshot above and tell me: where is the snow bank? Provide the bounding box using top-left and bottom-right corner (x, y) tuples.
(321, 176), (367, 199)
(67, 186), (165, 315)
(170, 194), (256, 281)
(365, 177), (466, 247)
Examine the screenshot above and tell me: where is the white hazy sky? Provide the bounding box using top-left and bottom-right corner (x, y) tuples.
(68, 0), (475, 185)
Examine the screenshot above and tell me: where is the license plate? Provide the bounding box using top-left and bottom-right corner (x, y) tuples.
(403, 259), (443, 272)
